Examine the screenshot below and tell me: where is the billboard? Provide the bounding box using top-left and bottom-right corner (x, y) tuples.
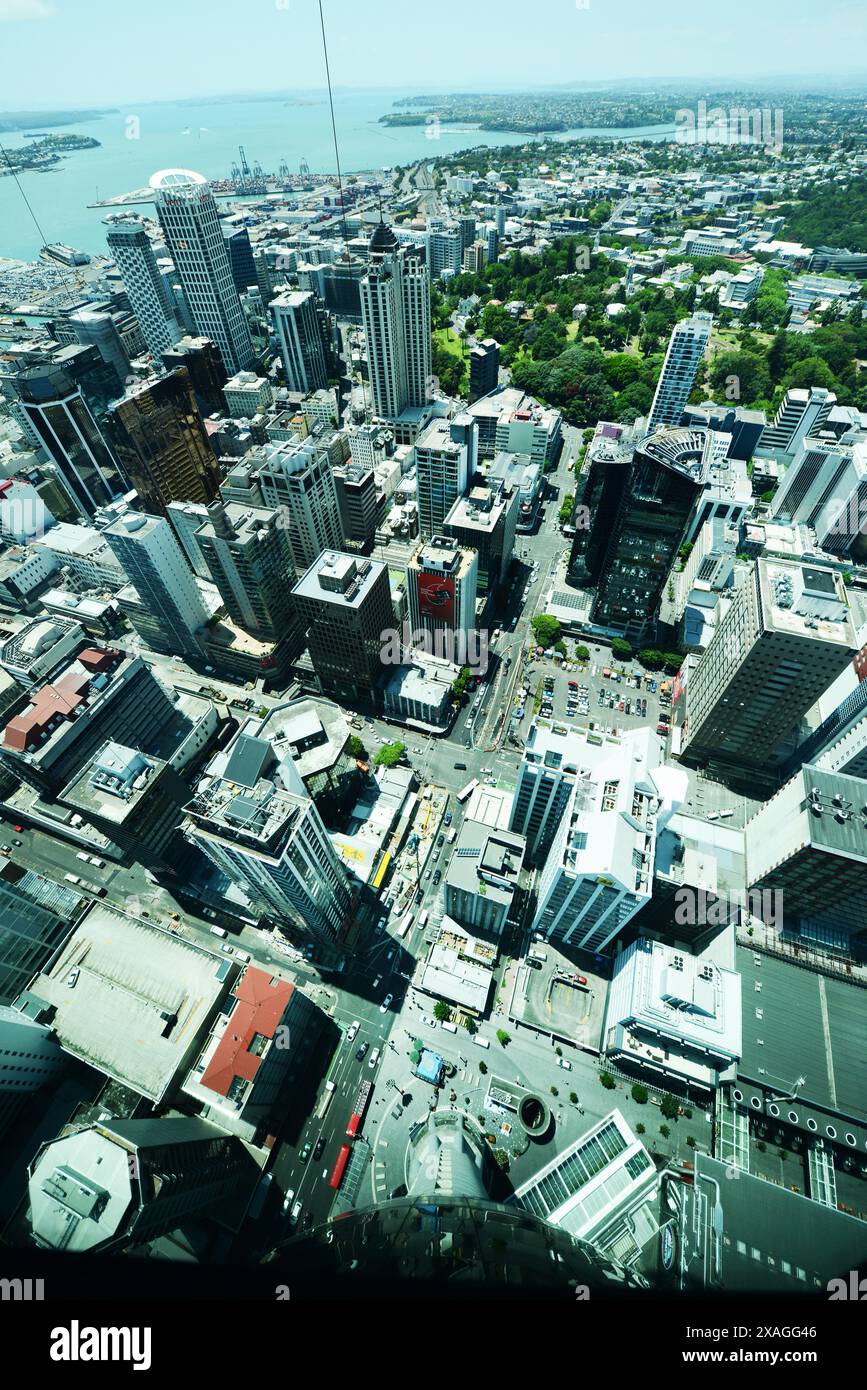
(417, 570), (455, 623)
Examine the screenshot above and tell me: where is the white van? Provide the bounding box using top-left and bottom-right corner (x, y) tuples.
(473, 1036), (490, 1049)
(89, 856), (105, 868)
(76, 852), (90, 864)
(441, 1021), (458, 1034)
(209, 925), (228, 938)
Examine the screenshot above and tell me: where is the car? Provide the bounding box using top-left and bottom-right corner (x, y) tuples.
(12, 825), (22, 833)
(557, 1057), (572, 1070)
(444, 811), (453, 826)
(656, 723), (669, 735)
(299, 1141), (312, 1163)
(568, 681), (578, 690)
(282, 1187), (295, 1212)
(313, 1134), (326, 1161)
(380, 993), (394, 1013)
(220, 943), (234, 955)
(355, 1042), (369, 1061)
(424, 869), (432, 881)
(433, 869), (441, 885)
(302, 1211), (313, 1230)
(577, 975), (588, 986)
(421, 1014), (437, 1028)
(372, 975), (382, 988)
(0, 845), (9, 854)
(437, 834), (445, 847)
(368, 1047), (381, 1069)
(347, 1020), (360, 1042)
(66, 967), (80, 988)
(291, 1200), (303, 1225)
(650, 681), (657, 693)
(416, 889), (424, 904)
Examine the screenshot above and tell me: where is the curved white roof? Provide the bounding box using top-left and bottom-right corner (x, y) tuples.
(148, 168), (208, 192)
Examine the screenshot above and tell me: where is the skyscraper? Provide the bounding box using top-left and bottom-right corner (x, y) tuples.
(13, 365), (126, 517)
(469, 338), (500, 403)
(256, 438), (344, 572)
(647, 312), (713, 432)
(414, 417), (471, 540)
(758, 386), (836, 456)
(105, 368), (222, 516)
(161, 335), (228, 417)
(681, 559), (857, 770)
(28, 1115), (256, 1255)
(579, 427), (710, 642)
(196, 498), (296, 641)
(149, 169), (255, 375)
(271, 289), (329, 394)
(186, 728), (355, 944)
(292, 551), (394, 700)
(104, 512), (210, 656)
(360, 221), (430, 421)
(407, 537), (478, 665)
(105, 216), (183, 358)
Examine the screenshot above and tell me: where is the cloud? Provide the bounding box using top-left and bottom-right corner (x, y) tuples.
(0, 0), (57, 20)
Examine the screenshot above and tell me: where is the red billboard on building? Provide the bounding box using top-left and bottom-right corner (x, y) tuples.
(417, 570), (455, 623)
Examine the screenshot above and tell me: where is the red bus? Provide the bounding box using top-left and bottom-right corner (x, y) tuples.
(329, 1142), (352, 1190)
(346, 1080), (373, 1139)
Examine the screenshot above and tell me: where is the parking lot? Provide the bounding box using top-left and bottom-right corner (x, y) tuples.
(513, 644), (671, 743)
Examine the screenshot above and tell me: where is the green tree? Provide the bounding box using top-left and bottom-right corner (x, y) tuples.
(659, 1123), (671, 1139)
(611, 638), (633, 659)
(496, 1029), (511, 1047)
(433, 1000), (450, 1022)
(346, 735), (366, 759)
(686, 1135), (697, 1149)
(600, 1071), (617, 1089)
(660, 1093), (679, 1120)
(574, 644), (590, 662)
(631, 1083), (649, 1105)
(531, 614), (561, 648)
(478, 1060), (488, 1074)
(462, 1015), (476, 1034)
(635, 1122), (646, 1135)
(375, 740), (406, 768)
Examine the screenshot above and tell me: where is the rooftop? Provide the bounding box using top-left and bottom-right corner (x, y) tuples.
(28, 902), (233, 1102)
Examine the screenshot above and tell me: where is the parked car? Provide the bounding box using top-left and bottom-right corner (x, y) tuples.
(299, 1141), (312, 1163)
(444, 811), (453, 826)
(368, 1047), (381, 1069)
(282, 1187), (295, 1213)
(557, 1057), (572, 1071)
(347, 1020), (360, 1042)
(380, 993), (394, 1013)
(355, 1042), (369, 1062)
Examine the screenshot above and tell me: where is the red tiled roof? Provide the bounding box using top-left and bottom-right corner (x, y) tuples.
(199, 967), (294, 1100)
(2, 671), (91, 751)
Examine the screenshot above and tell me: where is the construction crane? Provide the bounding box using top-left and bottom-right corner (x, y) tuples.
(299, 158), (310, 178)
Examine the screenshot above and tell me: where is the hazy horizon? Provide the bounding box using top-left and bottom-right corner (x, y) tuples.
(1, 0), (866, 110)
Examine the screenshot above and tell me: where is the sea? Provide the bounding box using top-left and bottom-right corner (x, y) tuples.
(0, 89), (675, 264)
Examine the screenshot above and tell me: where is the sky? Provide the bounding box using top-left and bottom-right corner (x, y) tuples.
(0, 0), (866, 109)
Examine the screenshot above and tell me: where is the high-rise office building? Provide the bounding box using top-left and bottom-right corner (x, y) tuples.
(333, 461), (379, 550)
(104, 512), (210, 656)
(220, 219), (257, 294)
(186, 728), (355, 943)
(758, 387), (836, 456)
(458, 215), (477, 251)
(271, 289), (329, 394)
(444, 475), (518, 594)
(744, 764), (867, 947)
(161, 335), (228, 417)
(255, 438), (343, 572)
(292, 551), (394, 699)
(13, 365), (126, 517)
(414, 417), (471, 540)
(105, 368), (222, 516)
(105, 216), (183, 358)
(647, 312), (713, 432)
(469, 338), (500, 403)
(196, 499), (296, 641)
(407, 537), (478, 663)
(0, 863), (83, 1005)
(150, 169), (255, 375)
(578, 427), (711, 642)
(28, 1115), (256, 1255)
(527, 726), (676, 954)
(360, 222), (431, 421)
(0, 1007), (67, 1137)
(681, 559), (857, 770)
